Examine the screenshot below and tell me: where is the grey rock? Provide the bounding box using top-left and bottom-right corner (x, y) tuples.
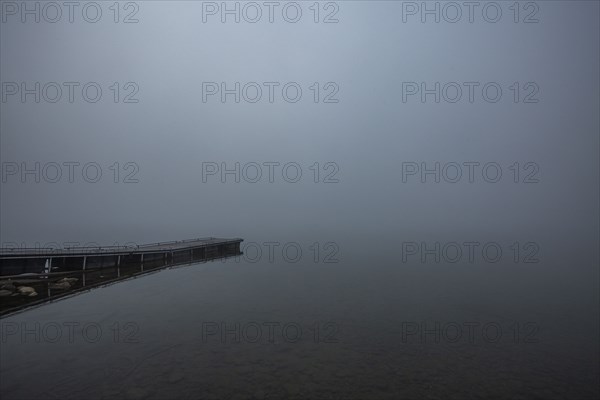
(58, 277), (78, 284)
(17, 286), (36, 295)
(49, 281), (71, 290)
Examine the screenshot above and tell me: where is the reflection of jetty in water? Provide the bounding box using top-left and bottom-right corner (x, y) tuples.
(0, 238), (243, 316)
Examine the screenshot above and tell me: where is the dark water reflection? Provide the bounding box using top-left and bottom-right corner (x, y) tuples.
(0, 237), (598, 399)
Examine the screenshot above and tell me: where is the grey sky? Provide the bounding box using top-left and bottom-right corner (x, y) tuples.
(1, 1), (598, 259)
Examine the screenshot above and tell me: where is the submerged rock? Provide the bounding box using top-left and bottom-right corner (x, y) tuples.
(49, 281), (71, 290)
(58, 277), (78, 284)
(17, 286), (36, 295)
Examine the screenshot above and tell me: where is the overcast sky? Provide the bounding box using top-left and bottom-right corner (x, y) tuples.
(1, 1), (598, 260)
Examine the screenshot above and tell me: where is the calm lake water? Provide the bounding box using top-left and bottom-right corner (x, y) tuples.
(1, 0), (598, 398)
(1, 235), (598, 399)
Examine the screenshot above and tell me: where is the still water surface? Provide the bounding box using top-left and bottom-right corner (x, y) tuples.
(1, 236), (598, 399)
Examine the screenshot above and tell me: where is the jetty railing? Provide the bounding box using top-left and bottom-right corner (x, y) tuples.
(0, 237), (244, 275)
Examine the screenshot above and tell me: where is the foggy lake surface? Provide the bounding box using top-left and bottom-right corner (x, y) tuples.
(1, 0), (599, 398)
(1, 233), (598, 399)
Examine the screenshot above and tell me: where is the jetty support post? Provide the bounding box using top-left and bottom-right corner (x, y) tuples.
(82, 256), (87, 286)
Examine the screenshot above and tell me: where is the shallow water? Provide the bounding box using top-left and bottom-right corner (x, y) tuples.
(1, 235), (598, 399)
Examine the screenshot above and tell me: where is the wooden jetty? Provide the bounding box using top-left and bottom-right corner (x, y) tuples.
(0, 238), (243, 316)
(0, 237), (243, 277)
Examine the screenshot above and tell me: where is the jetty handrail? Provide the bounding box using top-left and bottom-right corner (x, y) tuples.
(63, 245), (135, 249)
(0, 245), (139, 256)
(62, 246), (138, 252)
(136, 237), (216, 248)
(1, 247), (56, 251)
(0, 238), (242, 257)
(2, 238), (231, 251)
